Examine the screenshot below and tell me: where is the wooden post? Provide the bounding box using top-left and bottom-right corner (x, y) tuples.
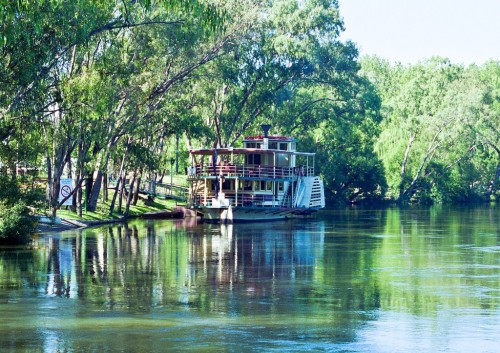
(235, 177), (239, 206)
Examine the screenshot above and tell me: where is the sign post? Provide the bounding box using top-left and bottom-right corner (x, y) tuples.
(58, 178), (73, 206)
(170, 158), (175, 196)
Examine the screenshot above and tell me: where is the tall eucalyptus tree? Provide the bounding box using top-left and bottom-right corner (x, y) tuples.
(364, 56), (500, 203)
(0, 0), (225, 217)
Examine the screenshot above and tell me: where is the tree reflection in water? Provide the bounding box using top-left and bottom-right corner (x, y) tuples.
(1, 207), (500, 352)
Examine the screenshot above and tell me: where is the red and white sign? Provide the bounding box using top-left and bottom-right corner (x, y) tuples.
(58, 178), (73, 205)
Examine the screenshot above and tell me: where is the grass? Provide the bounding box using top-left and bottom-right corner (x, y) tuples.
(35, 174), (189, 222)
(51, 197), (179, 222)
(164, 175), (188, 187)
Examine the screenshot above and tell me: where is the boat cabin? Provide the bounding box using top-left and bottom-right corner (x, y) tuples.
(187, 132), (323, 212)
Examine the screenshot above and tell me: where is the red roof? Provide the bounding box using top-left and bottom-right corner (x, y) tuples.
(243, 135), (294, 141)
(189, 148), (315, 156)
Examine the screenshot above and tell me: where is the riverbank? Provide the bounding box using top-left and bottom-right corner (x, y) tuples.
(36, 217), (125, 234)
(36, 198), (180, 234)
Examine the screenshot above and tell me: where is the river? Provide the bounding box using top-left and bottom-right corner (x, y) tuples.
(1, 206), (499, 352)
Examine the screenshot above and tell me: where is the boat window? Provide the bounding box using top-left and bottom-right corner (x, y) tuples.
(260, 181), (272, 191)
(269, 142), (278, 150)
(222, 179), (232, 190)
(278, 182), (284, 191)
(279, 143), (288, 151)
(245, 142), (260, 148)
(209, 179), (230, 191)
(277, 154), (289, 167)
(245, 154), (261, 165)
(240, 180), (252, 191)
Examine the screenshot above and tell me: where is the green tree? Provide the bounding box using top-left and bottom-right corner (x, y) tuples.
(0, 176), (42, 243)
(365, 56), (500, 204)
(1, 0), (225, 218)
(472, 61), (500, 199)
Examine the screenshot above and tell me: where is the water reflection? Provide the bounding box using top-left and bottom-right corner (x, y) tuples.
(30, 221), (336, 312)
(1, 206), (499, 352)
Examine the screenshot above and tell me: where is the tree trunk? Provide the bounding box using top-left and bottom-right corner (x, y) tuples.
(485, 151), (500, 198)
(398, 133), (416, 202)
(132, 171), (142, 205)
(87, 136), (118, 211)
(109, 175), (122, 216)
(103, 173), (108, 201)
(67, 154), (73, 179)
(158, 169), (165, 183)
(85, 174), (93, 211)
(45, 145), (53, 214)
(124, 172), (136, 218)
(118, 176), (125, 214)
(75, 141), (88, 217)
(50, 177), (61, 219)
(399, 126), (443, 204)
(175, 134), (179, 174)
(77, 180), (83, 217)
(87, 151), (105, 211)
(109, 146), (128, 216)
(87, 170), (103, 212)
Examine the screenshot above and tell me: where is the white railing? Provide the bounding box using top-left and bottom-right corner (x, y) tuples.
(187, 164), (314, 180)
(190, 193), (282, 208)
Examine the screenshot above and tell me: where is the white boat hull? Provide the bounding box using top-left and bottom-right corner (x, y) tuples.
(197, 205), (316, 223)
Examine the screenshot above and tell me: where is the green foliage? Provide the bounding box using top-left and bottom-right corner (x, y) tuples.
(303, 91), (387, 205)
(3, 0), (499, 209)
(0, 201), (37, 244)
(0, 175), (43, 206)
(364, 56), (500, 204)
(0, 176), (41, 243)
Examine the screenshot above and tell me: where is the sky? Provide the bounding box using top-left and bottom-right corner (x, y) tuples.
(338, 0), (500, 65)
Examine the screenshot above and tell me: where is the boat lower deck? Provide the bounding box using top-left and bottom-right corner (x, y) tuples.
(195, 205), (316, 223)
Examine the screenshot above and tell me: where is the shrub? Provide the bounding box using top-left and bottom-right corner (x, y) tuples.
(0, 201), (37, 244)
(0, 176), (41, 244)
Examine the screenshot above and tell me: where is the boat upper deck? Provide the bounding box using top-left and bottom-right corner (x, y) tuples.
(187, 163), (315, 181)
(188, 131), (317, 181)
(188, 145), (316, 181)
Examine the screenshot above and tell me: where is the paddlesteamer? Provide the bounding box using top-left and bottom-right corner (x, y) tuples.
(187, 125), (325, 223)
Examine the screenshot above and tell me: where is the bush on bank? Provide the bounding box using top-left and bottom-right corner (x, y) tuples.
(0, 176), (41, 245)
(0, 201), (37, 244)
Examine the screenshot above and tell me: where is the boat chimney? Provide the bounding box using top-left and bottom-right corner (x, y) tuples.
(261, 124), (271, 138)
(261, 124), (271, 149)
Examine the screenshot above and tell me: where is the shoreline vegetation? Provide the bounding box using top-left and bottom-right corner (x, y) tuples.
(1, 2), (499, 243)
(35, 197), (179, 234)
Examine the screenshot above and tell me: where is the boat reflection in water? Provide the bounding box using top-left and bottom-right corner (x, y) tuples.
(2, 207), (500, 353)
(205, 221), (326, 288)
(38, 219), (328, 300)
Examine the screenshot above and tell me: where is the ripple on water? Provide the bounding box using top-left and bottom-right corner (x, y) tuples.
(470, 245), (500, 253)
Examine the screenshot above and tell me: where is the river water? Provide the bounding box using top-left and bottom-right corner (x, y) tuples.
(1, 206), (499, 352)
